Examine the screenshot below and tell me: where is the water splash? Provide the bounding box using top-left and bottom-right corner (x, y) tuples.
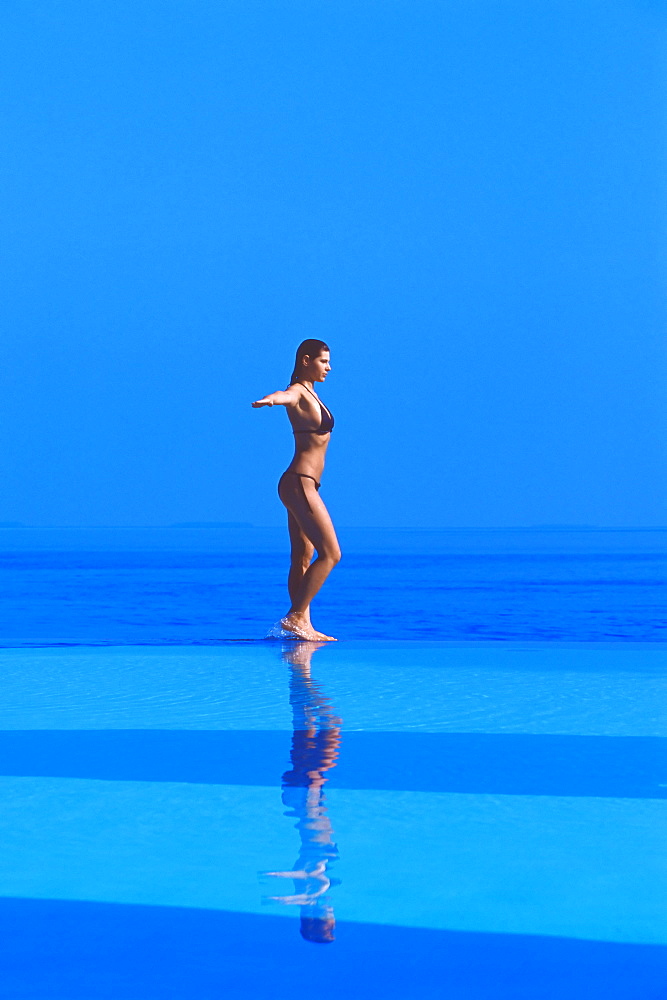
(265, 621), (301, 639)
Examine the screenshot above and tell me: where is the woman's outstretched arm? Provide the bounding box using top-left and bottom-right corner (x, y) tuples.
(252, 385), (300, 408)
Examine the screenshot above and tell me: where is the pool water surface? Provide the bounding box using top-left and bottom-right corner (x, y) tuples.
(0, 640), (664, 999)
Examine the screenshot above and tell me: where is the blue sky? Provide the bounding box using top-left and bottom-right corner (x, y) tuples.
(0, 0), (664, 527)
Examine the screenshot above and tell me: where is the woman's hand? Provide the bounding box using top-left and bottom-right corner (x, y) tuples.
(251, 398), (273, 407)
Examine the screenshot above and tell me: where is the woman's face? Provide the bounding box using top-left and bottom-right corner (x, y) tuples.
(306, 351), (331, 383)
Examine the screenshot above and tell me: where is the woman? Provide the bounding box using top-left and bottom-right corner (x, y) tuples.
(252, 339), (340, 640)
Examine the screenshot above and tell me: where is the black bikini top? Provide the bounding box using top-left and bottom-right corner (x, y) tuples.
(293, 383), (334, 435)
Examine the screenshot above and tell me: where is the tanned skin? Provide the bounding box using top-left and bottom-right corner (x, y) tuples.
(252, 350), (340, 640)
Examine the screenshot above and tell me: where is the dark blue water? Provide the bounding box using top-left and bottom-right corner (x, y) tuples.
(0, 528), (663, 644)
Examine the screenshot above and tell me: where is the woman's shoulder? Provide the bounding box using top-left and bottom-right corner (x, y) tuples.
(288, 382), (317, 405)
(282, 383), (305, 404)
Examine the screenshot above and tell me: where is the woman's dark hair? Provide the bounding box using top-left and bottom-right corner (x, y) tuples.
(299, 916), (335, 944)
(290, 339), (330, 385)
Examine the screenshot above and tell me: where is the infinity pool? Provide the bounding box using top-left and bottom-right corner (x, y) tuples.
(0, 641), (664, 998)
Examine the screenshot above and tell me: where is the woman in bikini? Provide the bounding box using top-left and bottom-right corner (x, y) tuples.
(252, 340), (340, 641)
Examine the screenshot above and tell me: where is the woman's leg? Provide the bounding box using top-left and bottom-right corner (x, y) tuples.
(286, 512), (335, 640)
(287, 512), (315, 614)
(279, 477), (341, 637)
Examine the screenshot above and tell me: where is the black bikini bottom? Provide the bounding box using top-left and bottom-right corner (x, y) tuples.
(278, 471), (321, 513)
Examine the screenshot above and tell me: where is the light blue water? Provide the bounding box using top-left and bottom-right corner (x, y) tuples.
(0, 641), (664, 998)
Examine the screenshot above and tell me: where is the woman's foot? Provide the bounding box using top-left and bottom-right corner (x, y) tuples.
(279, 613), (337, 641)
(312, 628), (337, 641)
(280, 612), (319, 640)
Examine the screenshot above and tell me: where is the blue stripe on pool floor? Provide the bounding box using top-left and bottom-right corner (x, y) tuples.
(0, 730), (663, 798)
(0, 897), (664, 1000)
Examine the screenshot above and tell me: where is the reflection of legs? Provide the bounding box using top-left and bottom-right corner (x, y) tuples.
(279, 477), (341, 639)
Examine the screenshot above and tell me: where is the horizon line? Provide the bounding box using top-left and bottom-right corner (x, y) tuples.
(0, 523), (665, 533)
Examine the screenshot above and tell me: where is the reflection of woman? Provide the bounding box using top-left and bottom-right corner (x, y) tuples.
(252, 340), (340, 641)
(261, 642), (341, 944)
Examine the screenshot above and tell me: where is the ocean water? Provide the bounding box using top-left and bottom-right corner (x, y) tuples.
(0, 527), (663, 645)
